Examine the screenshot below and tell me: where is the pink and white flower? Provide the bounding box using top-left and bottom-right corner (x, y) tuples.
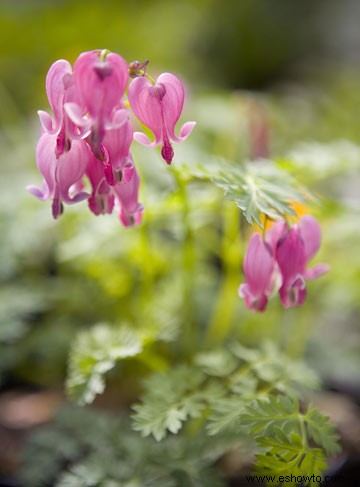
(128, 73), (195, 164)
(65, 50), (129, 158)
(27, 133), (89, 219)
(275, 216), (329, 308)
(239, 233), (276, 312)
(38, 59), (78, 158)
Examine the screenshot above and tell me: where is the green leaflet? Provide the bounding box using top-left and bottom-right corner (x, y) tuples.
(132, 365), (224, 441)
(66, 323), (143, 405)
(180, 159), (308, 228)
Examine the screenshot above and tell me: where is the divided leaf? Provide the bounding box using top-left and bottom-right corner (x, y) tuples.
(66, 323), (143, 405)
(132, 366), (223, 441)
(181, 159), (308, 228)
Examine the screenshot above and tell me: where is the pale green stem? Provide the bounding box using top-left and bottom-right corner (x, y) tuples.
(281, 307), (313, 359)
(99, 49), (110, 62)
(206, 200), (242, 347)
(299, 414), (309, 449)
(145, 72), (156, 84)
(172, 170), (196, 358)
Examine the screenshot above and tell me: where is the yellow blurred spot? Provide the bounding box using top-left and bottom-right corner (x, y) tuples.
(253, 201), (310, 234)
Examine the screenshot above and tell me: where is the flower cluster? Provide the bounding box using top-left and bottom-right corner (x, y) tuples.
(239, 215), (329, 311)
(27, 49), (195, 225)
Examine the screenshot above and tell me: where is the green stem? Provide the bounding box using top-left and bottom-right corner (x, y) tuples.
(206, 201), (242, 347)
(299, 414), (309, 449)
(99, 49), (110, 62)
(145, 72), (156, 84)
(172, 170), (196, 358)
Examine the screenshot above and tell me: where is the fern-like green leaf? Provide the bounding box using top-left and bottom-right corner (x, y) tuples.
(181, 159), (308, 228)
(132, 366), (224, 441)
(240, 396), (340, 486)
(305, 404), (341, 456)
(66, 322), (143, 405)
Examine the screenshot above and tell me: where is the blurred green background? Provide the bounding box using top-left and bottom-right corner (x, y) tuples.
(1, 0), (360, 484)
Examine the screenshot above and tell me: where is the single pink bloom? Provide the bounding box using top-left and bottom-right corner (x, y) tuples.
(27, 133), (89, 219)
(86, 148), (114, 216)
(238, 233), (275, 312)
(38, 59), (79, 158)
(128, 73), (195, 164)
(275, 215), (329, 308)
(65, 50), (129, 157)
(113, 163), (143, 227)
(276, 227), (307, 308)
(101, 113), (134, 186)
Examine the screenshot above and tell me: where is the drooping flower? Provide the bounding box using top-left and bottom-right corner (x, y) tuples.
(113, 162), (143, 227)
(276, 226), (308, 308)
(272, 215), (329, 308)
(86, 148), (114, 216)
(101, 113), (134, 186)
(27, 133), (89, 218)
(38, 59), (79, 158)
(65, 50), (129, 159)
(128, 72), (196, 164)
(238, 233), (276, 312)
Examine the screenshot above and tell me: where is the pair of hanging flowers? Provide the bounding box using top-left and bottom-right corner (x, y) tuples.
(239, 215), (329, 311)
(27, 49), (195, 226)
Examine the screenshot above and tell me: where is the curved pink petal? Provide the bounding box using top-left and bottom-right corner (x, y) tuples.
(38, 110), (55, 134)
(73, 50), (128, 121)
(276, 227), (306, 281)
(113, 166), (143, 226)
(45, 59), (72, 134)
(304, 263), (330, 280)
(35, 133), (57, 198)
(239, 283), (268, 312)
(133, 131), (156, 147)
(297, 215), (322, 262)
(171, 121), (196, 143)
(243, 233), (274, 294)
(276, 227), (308, 308)
(122, 161), (135, 184)
(26, 181), (51, 200)
(105, 107), (129, 130)
(180, 121), (196, 139)
(128, 76), (162, 144)
(103, 118), (133, 170)
(265, 220), (288, 254)
(157, 73), (185, 138)
(64, 102), (90, 128)
(56, 140), (90, 204)
(279, 274), (307, 308)
(239, 233), (275, 311)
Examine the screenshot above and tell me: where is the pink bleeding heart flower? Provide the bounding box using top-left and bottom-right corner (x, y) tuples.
(275, 215), (329, 308)
(276, 226), (307, 308)
(101, 113), (134, 186)
(65, 50), (129, 158)
(38, 59), (79, 158)
(27, 133), (89, 219)
(128, 72), (196, 164)
(86, 148), (114, 216)
(238, 233), (276, 312)
(113, 163), (143, 227)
